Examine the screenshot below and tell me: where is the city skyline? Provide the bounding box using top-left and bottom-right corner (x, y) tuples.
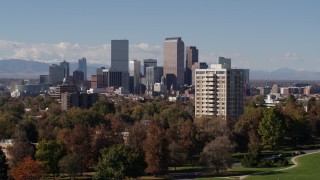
(0, 1), (319, 71)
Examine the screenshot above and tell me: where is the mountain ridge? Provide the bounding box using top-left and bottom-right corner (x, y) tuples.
(0, 59), (319, 80)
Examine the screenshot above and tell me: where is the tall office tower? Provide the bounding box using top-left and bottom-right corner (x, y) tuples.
(191, 62), (208, 85)
(49, 64), (65, 85)
(129, 60), (141, 94)
(39, 75), (50, 84)
(73, 70), (84, 86)
(111, 40), (129, 72)
(163, 37), (184, 90)
(243, 69), (250, 96)
(111, 40), (129, 91)
(60, 61), (70, 78)
(185, 46), (198, 85)
(143, 59), (157, 75)
(145, 66), (163, 95)
(195, 57), (248, 119)
(78, 58), (87, 80)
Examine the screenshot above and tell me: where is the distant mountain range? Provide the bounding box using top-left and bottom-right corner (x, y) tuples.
(250, 68), (320, 80)
(0, 59), (105, 79)
(0, 59), (320, 80)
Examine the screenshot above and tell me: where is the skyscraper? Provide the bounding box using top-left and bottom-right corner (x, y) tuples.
(60, 61), (70, 78)
(49, 64), (65, 85)
(145, 66), (163, 95)
(129, 60), (141, 94)
(191, 62), (208, 85)
(111, 40), (129, 91)
(111, 40), (129, 72)
(195, 57), (248, 119)
(185, 46), (198, 85)
(163, 37), (184, 90)
(143, 59), (157, 75)
(78, 58), (87, 80)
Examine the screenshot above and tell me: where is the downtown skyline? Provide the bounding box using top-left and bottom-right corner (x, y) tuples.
(0, 0), (319, 71)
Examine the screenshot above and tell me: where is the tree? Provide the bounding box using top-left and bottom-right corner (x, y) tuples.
(200, 136), (233, 174)
(0, 148), (8, 180)
(258, 108), (286, 149)
(91, 124), (115, 164)
(179, 120), (197, 162)
(19, 116), (38, 143)
(95, 144), (146, 179)
(282, 101), (311, 148)
(0, 112), (20, 139)
(36, 140), (65, 179)
(58, 124), (92, 173)
(7, 128), (35, 167)
(241, 145), (262, 167)
(58, 153), (81, 179)
(234, 107), (263, 151)
(143, 122), (168, 175)
(9, 156), (45, 180)
(127, 122), (147, 151)
(66, 108), (104, 128)
(91, 100), (115, 116)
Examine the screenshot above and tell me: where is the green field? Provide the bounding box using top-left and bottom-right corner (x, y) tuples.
(246, 152), (320, 180)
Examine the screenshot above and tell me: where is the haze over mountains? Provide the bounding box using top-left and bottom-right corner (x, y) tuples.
(0, 59), (319, 80)
(0, 59), (105, 79)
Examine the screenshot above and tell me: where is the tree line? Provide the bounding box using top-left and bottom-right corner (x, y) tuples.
(0, 94), (320, 179)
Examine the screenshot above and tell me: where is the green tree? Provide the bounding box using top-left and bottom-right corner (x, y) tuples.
(234, 107), (263, 152)
(58, 153), (81, 179)
(91, 100), (115, 116)
(258, 108), (286, 149)
(241, 145), (262, 167)
(0, 148), (8, 180)
(95, 144), (146, 179)
(0, 112), (20, 139)
(19, 116), (38, 143)
(36, 140), (65, 179)
(66, 108), (104, 128)
(282, 101), (311, 148)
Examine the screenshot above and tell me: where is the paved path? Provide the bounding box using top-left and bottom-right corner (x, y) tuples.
(238, 149), (320, 180)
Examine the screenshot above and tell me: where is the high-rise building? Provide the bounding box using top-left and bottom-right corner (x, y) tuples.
(163, 37), (184, 90)
(129, 60), (141, 94)
(191, 62), (208, 85)
(195, 57), (248, 119)
(145, 66), (163, 95)
(60, 61), (70, 78)
(73, 70), (84, 86)
(111, 40), (129, 72)
(111, 40), (129, 91)
(78, 58), (87, 80)
(49, 64), (65, 85)
(143, 59), (157, 75)
(185, 46), (198, 85)
(61, 92), (98, 110)
(39, 75), (50, 84)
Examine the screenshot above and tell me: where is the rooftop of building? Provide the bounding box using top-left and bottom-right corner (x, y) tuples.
(165, 37), (181, 41)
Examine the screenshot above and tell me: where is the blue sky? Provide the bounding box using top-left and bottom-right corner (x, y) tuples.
(0, 0), (319, 71)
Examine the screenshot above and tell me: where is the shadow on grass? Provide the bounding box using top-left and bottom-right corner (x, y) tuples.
(249, 170), (287, 177)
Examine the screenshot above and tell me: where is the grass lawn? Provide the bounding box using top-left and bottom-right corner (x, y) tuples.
(246, 151), (320, 180)
(193, 157), (294, 180)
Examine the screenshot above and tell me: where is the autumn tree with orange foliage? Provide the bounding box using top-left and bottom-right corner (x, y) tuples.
(10, 156), (45, 180)
(143, 122), (168, 175)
